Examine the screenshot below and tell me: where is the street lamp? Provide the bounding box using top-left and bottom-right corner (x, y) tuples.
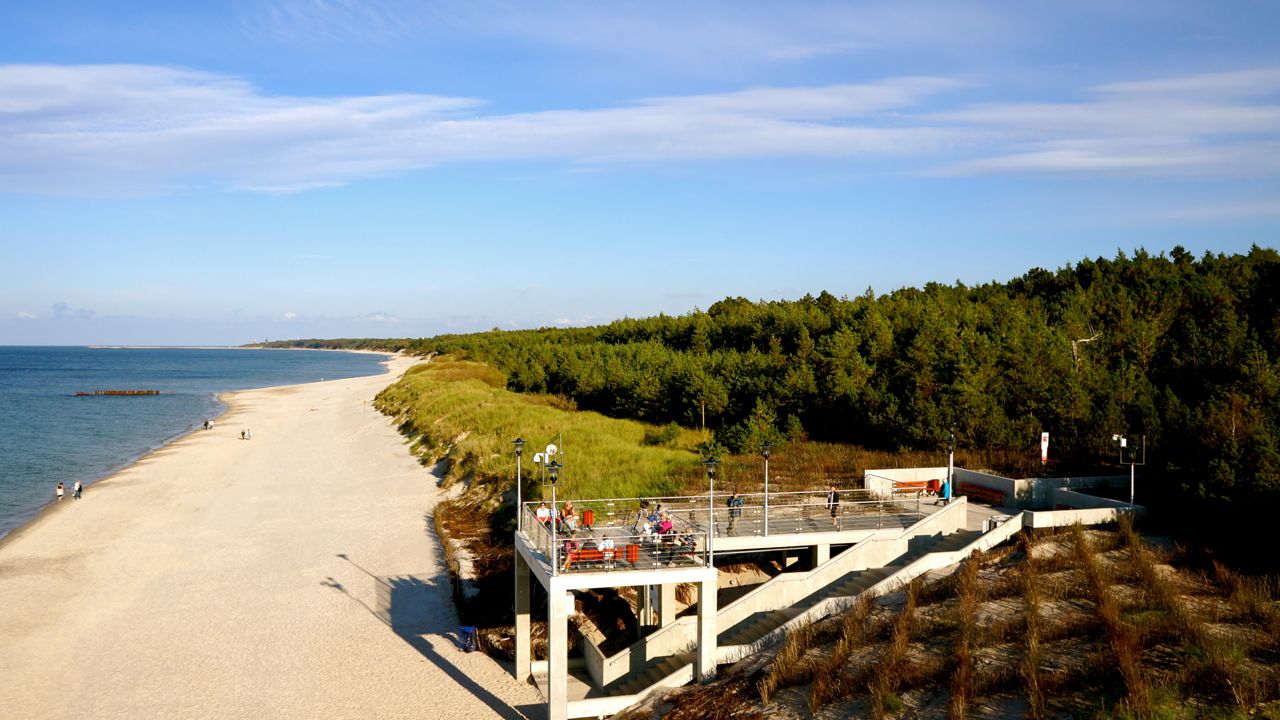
(702, 456), (719, 564)
(547, 459), (562, 574)
(513, 438), (525, 531)
(761, 442), (773, 536)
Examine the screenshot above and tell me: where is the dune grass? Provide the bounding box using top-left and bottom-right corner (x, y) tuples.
(375, 358), (708, 503)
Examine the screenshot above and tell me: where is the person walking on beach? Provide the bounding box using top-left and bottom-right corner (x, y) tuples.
(56, 482), (64, 501)
(73, 480), (82, 500)
(826, 484), (840, 528)
(245, 428), (252, 441)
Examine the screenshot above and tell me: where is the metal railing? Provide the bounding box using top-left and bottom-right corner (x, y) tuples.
(521, 502), (710, 575)
(519, 489), (932, 570)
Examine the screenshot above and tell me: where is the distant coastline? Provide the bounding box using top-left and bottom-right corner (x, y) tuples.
(0, 347), (393, 542)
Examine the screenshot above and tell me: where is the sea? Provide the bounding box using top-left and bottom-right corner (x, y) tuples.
(0, 346), (390, 540)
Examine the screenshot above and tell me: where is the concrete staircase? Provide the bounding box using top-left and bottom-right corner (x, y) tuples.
(717, 528), (981, 648)
(606, 651), (697, 696)
(573, 499), (980, 720)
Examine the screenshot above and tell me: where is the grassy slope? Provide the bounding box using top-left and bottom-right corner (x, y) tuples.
(374, 358), (708, 502)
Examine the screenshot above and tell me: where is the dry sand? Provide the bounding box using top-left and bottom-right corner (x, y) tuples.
(0, 355), (545, 719)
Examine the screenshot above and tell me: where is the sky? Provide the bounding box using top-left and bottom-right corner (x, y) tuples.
(1, 1), (1278, 346)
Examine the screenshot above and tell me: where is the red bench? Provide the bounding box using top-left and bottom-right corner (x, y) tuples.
(958, 482), (1006, 505)
(895, 479), (944, 495)
(562, 547), (605, 569)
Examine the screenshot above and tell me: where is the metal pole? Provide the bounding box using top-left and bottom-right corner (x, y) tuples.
(551, 481), (557, 575)
(708, 471), (714, 566)
(1130, 462), (1135, 507)
(763, 454), (770, 537)
(516, 451), (522, 532)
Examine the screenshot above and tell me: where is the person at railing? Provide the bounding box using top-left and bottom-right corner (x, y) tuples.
(535, 502), (552, 526)
(560, 501), (578, 533)
(826, 484), (841, 528)
(632, 500), (652, 532)
(600, 536), (616, 568)
(662, 530), (697, 565)
(726, 490), (744, 536)
(639, 518), (656, 544)
(657, 511), (674, 536)
(561, 533), (580, 571)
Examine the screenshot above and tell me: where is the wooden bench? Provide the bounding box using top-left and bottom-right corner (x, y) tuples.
(894, 479), (944, 495)
(958, 482), (1006, 505)
(562, 547), (605, 569)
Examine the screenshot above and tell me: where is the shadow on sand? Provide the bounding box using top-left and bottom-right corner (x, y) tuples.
(324, 551), (545, 720)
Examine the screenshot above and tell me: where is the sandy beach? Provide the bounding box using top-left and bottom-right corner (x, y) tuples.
(0, 355), (544, 719)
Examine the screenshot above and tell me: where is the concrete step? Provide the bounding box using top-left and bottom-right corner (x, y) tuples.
(611, 652), (694, 696)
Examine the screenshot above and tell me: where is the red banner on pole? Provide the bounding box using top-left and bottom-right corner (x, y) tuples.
(1040, 432), (1050, 464)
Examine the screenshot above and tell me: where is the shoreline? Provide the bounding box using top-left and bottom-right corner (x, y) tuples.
(0, 351), (542, 718)
(0, 349), (399, 548)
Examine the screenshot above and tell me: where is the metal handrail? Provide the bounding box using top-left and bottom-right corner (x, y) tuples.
(521, 494), (925, 541)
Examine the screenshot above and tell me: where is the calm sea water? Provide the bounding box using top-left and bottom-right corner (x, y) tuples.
(0, 347), (389, 539)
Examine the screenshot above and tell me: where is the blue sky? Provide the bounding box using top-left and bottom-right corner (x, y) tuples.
(1, 1), (1277, 345)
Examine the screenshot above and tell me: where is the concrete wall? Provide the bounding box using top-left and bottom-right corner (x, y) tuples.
(951, 467), (1025, 507)
(1050, 488), (1141, 511)
(865, 467), (948, 499)
(1024, 505), (1140, 528)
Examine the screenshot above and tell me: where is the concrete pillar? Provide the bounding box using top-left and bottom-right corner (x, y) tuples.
(694, 573), (718, 682)
(657, 583), (677, 627)
(814, 543), (830, 566)
(637, 584), (653, 626)
(548, 585), (570, 720)
(514, 551), (531, 682)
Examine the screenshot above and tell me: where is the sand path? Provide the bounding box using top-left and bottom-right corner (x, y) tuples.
(0, 356), (544, 719)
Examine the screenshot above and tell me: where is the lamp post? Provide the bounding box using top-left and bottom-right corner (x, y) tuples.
(514, 438), (525, 531)
(547, 460), (562, 574)
(946, 430), (956, 504)
(761, 442), (773, 536)
(702, 456), (719, 565)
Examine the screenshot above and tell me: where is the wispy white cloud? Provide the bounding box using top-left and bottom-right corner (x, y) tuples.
(14, 311), (37, 320)
(2, 63), (1278, 195)
(931, 68), (1280, 176)
(0, 64), (961, 195)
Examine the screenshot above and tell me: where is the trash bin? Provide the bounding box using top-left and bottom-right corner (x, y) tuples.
(460, 625), (477, 652)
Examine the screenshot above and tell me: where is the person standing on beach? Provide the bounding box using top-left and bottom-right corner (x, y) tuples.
(73, 480), (82, 500)
(55, 482), (64, 501)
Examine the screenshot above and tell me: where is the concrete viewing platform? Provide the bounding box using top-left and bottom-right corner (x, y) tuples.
(509, 464), (1136, 720)
(512, 488), (972, 719)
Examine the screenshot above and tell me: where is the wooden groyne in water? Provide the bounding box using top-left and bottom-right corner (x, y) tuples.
(75, 390), (161, 397)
